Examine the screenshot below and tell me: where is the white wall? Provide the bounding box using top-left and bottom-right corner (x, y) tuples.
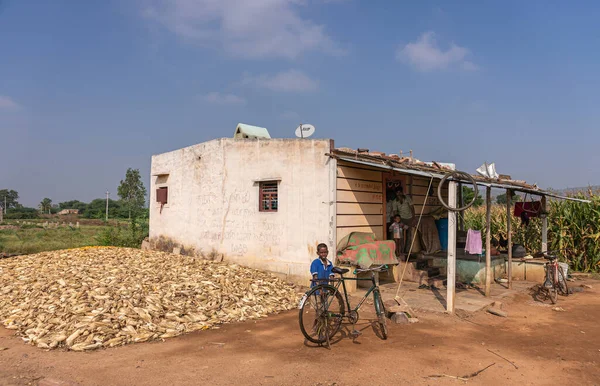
(149, 138), (336, 284)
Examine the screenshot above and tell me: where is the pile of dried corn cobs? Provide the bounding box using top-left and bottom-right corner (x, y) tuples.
(0, 247), (301, 351)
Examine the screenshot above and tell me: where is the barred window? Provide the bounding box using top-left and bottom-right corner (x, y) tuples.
(259, 181), (278, 212)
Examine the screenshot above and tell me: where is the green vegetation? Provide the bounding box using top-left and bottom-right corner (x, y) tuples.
(118, 168), (147, 219)
(0, 189), (20, 211)
(96, 218), (149, 248)
(39, 198), (53, 214)
(462, 186), (483, 207)
(0, 224), (105, 255)
(0, 167), (150, 254)
(464, 191), (600, 272)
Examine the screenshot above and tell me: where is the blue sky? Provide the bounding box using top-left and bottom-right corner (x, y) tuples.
(1, 0), (599, 207)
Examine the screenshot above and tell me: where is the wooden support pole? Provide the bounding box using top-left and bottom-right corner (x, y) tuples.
(446, 181), (457, 313)
(457, 182), (464, 232)
(485, 186), (492, 297)
(541, 195), (548, 253)
(506, 189), (513, 290)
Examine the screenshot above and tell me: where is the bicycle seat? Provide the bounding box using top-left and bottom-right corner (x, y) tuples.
(332, 267), (349, 275)
(545, 254), (558, 261)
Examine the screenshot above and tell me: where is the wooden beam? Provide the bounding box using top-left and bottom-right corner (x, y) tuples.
(485, 186), (492, 297)
(541, 195), (548, 253)
(506, 189), (513, 290)
(446, 181), (457, 313)
(457, 182), (464, 232)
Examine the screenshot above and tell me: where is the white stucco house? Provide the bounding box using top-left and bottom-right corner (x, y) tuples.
(149, 125), (336, 285)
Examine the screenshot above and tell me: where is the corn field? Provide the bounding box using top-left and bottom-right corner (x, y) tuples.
(463, 191), (600, 272)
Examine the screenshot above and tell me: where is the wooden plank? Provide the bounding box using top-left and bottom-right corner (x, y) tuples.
(337, 190), (383, 203)
(411, 178), (439, 188)
(411, 185), (446, 196)
(337, 226), (384, 243)
(337, 203), (383, 215)
(337, 178), (382, 193)
(412, 195), (445, 206)
(336, 214), (383, 227)
(338, 160), (385, 172)
(337, 166), (382, 182)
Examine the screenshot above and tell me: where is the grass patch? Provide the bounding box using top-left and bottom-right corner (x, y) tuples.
(0, 225), (106, 255)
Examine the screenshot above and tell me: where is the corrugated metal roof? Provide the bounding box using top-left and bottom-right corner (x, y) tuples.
(234, 123), (271, 139)
(332, 149), (591, 203)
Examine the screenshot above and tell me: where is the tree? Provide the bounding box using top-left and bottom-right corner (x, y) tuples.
(117, 168), (147, 219)
(496, 192), (523, 205)
(39, 198), (53, 214)
(462, 186), (483, 207)
(59, 200), (88, 214)
(0, 189), (20, 211)
(84, 198), (126, 219)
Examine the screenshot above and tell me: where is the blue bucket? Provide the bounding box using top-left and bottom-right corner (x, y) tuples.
(436, 218), (449, 251)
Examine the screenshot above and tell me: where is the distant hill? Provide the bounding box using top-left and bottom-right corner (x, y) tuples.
(550, 186), (600, 196)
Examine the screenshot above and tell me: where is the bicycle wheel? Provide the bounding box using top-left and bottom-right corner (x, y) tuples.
(549, 286), (558, 304)
(298, 285), (344, 344)
(557, 266), (569, 296)
(373, 290), (388, 340)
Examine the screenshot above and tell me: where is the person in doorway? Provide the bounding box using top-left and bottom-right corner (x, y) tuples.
(310, 243), (334, 287)
(386, 192), (402, 239)
(389, 215), (409, 259)
(396, 188), (415, 253)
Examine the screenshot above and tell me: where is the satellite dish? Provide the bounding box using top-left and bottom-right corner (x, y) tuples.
(295, 124), (316, 138)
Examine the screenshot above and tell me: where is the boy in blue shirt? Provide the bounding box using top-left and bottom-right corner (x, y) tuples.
(310, 243), (334, 287)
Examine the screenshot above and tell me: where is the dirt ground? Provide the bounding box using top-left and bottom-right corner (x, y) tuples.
(1, 280), (599, 386)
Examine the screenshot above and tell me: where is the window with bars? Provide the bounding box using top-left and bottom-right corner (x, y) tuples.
(259, 181), (278, 212)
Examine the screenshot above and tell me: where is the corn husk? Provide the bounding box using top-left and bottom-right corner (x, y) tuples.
(0, 247), (301, 351)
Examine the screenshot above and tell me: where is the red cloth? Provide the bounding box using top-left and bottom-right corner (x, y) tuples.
(513, 201), (541, 217)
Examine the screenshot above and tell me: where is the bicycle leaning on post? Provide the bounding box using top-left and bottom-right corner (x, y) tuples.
(298, 264), (388, 346)
(536, 251), (569, 304)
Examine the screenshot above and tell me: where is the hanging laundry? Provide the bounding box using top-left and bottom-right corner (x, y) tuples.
(514, 201), (542, 218)
(465, 229), (483, 255)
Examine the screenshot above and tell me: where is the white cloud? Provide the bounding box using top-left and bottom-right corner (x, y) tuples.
(242, 69), (318, 92)
(143, 0), (344, 59)
(396, 31), (477, 72)
(0, 95), (20, 110)
(203, 92), (246, 105)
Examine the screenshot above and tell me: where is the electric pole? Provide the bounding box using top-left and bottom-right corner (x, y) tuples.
(105, 191), (109, 222)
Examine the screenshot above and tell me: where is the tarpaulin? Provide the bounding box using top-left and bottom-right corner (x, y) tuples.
(336, 232), (398, 269)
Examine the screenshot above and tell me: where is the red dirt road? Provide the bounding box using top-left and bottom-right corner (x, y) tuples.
(1, 281), (599, 386)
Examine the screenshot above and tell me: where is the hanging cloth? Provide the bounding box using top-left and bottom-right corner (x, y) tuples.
(513, 201), (541, 218)
(465, 229), (483, 255)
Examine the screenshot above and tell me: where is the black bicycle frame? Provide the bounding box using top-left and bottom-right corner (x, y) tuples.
(326, 273), (380, 316)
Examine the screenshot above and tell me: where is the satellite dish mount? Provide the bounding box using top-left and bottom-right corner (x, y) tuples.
(295, 123), (316, 139)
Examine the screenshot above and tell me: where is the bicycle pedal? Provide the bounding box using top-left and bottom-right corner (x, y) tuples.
(351, 330), (362, 337)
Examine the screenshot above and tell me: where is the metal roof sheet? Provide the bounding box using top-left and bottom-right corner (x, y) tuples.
(332, 149), (590, 203)
(234, 123), (271, 139)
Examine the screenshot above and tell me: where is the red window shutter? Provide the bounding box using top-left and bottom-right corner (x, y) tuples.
(156, 187), (168, 204)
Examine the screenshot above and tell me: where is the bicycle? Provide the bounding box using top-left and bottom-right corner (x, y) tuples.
(536, 252), (568, 304)
(298, 265), (388, 346)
